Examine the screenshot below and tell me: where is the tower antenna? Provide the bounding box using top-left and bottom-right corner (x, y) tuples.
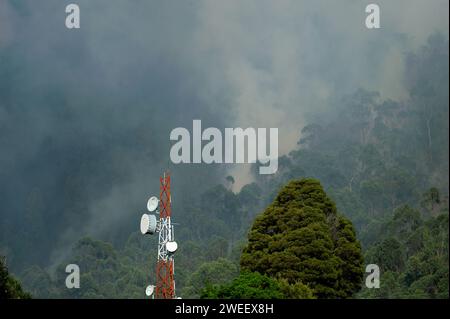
(139, 171), (178, 299)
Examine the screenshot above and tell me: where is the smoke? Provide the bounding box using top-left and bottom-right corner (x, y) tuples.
(188, 0), (448, 188)
(0, 0), (231, 268)
(0, 1), (13, 48)
(0, 0), (448, 269)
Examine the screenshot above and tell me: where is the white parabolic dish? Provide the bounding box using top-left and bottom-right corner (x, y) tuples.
(166, 241), (178, 253)
(147, 196), (159, 212)
(140, 214), (157, 235)
(145, 285), (154, 296)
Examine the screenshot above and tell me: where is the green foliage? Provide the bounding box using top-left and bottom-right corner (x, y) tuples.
(17, 177), (265, 299)
(0, 256), (31, 299)
(20, 237), (151, 299)
(181, 258), (239, 298)
(5, 33), (449, 300)
(277, 279), (315, 299)
(247, 34), (449, 299)
(359, 206), (449, 298)
(366, 237), (405, 272)
(201, 271), (284, 299)
(201, 271), (315, 299)
(20, 265), (55, 298)
(240, 179), (364, 298)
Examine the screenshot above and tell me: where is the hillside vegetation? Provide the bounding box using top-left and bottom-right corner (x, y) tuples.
(4, 34), (448, 299)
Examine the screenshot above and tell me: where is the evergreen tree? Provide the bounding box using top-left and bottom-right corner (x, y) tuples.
(0, 256), (31, 299)
(240, 179), (364, 298)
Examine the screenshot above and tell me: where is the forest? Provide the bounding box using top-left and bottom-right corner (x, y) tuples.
(1, 32), (447, 299)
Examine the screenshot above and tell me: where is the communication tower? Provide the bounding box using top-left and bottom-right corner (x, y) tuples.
(140, 171), (178, 299)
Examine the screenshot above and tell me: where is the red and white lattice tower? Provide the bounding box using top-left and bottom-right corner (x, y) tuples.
(155, 172), (176, 299)
(139, 171), (178, 299)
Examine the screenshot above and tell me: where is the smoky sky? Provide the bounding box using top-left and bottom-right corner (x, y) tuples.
(0, 0), (448, 269)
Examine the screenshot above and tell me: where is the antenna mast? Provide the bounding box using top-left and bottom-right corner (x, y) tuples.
(139, 171), (178, 299)
(156, 172), (176, 299)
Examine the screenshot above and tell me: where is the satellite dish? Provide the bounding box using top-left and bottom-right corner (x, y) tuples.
(166, 241), (178, 253)
(147, 196), (159, 212)
(140, 214), (157, 235)
(145, 285), (155, 297)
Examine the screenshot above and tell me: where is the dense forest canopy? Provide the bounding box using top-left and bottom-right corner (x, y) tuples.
(1, 32), (445, 299)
